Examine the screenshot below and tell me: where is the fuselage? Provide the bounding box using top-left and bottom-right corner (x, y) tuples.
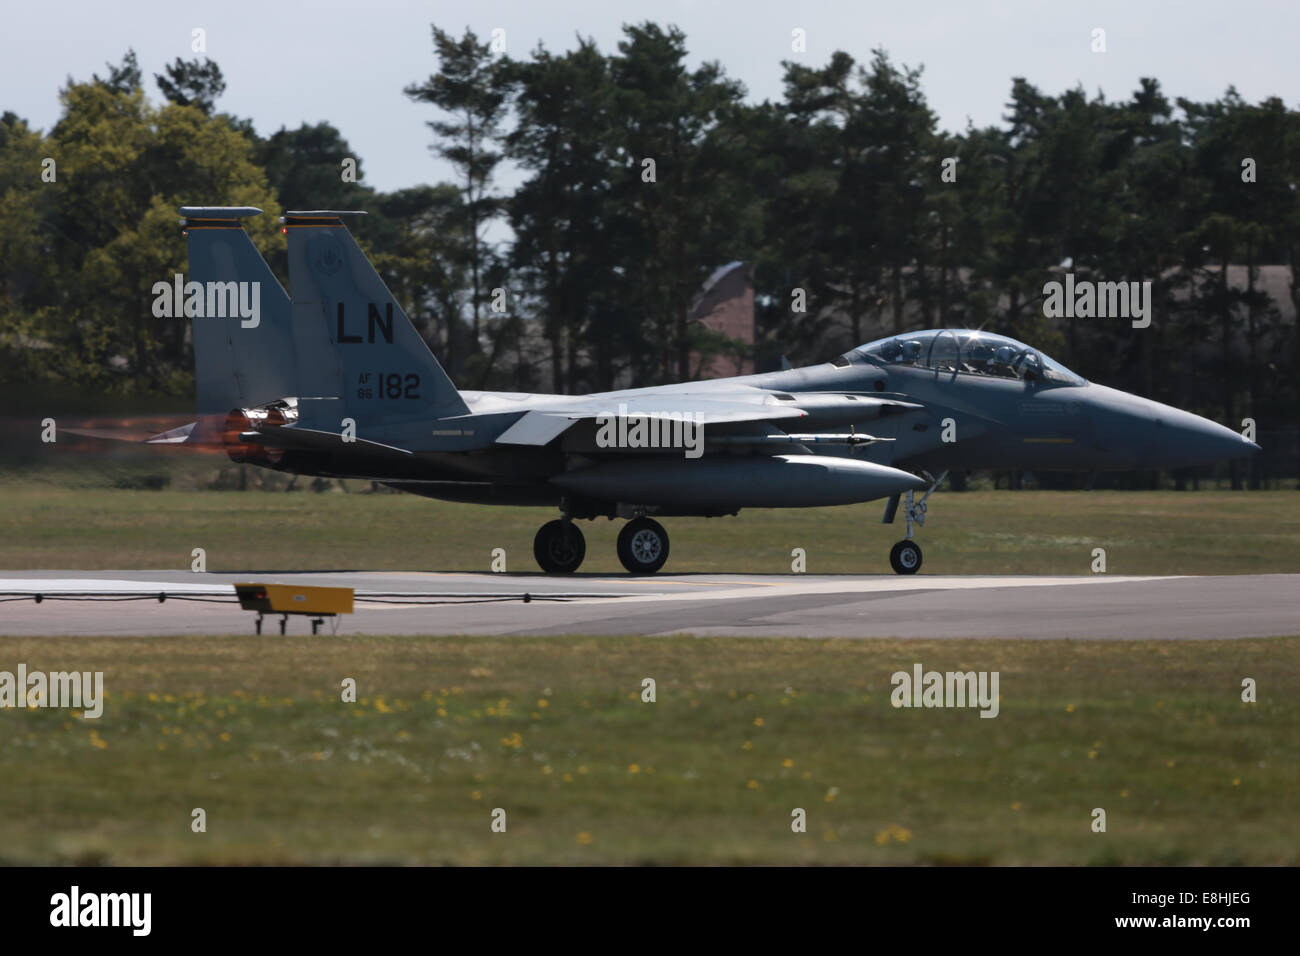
(236, 329), (1259, 514)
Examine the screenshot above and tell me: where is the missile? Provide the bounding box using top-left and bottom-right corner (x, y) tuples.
(550, 455), (926, 508)
(707, 432), (893, 446)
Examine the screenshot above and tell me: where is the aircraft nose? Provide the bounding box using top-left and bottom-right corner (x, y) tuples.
(1084, 385), (1259, 469)
(1152, 407), (1259, 467)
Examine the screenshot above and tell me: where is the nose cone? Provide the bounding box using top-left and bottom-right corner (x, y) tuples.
(1156, 410), (1260, 467)
(1085, 385), (1259, 469)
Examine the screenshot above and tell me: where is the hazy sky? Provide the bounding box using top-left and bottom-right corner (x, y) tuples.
(4, 0), (1298, 195)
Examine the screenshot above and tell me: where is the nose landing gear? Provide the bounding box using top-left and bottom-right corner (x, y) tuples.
(885, 470), (946, 575)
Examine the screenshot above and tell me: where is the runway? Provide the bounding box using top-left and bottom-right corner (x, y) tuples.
(0, 570), (1295, 639)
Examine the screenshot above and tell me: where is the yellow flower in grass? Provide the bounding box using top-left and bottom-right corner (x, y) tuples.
(875, 823), (911, 844)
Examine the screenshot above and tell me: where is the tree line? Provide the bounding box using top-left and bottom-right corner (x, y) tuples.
(1, 24), (1296, 479)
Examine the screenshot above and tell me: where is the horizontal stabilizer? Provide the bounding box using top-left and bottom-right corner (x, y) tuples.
(145, 422), (197, 444)
(62, 422), (211, 446)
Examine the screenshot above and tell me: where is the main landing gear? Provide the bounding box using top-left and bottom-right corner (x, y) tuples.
(616, 517), (670, 575)
(533, 519), (586, 574)
(884, 470), (947, 575)
(532, 514), (671, 575)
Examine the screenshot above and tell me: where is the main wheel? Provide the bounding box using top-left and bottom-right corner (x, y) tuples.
(617, 517), (670, 575)
(889, 539), (922, 575)
(534, 520), (586, 574)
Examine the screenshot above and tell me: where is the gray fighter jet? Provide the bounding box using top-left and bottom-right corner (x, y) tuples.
(156, 206), (1260, 575)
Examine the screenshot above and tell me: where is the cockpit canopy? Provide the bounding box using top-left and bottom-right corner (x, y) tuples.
(851, 329), (1086, 386)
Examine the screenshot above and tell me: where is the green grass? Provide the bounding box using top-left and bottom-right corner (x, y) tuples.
(0, 481), (1297, 574)
(0, 634), (1294, 865)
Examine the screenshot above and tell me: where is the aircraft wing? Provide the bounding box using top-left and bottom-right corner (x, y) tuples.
(493, 391), (917, 447)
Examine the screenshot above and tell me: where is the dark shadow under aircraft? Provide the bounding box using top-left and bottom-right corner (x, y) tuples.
(136, 206), (1259, 575)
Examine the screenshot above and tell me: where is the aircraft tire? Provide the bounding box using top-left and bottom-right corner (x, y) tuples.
(617, 518), (670, 575)
(534, 520), (586, 574)
(889, 539), (922, 575)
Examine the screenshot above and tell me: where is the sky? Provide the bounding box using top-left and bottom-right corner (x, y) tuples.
(4, 0), (1298, 196)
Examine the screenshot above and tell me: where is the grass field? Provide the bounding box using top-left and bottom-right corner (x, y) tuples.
(0, 481), (1298, 574)
(1, 473), (1295, 864)
(0, 634), (1294, 865)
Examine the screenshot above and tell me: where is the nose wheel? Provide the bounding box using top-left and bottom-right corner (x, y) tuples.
(889, 539), (922, 574)
(533, 519), (586, 574)
(617, 517), (670, 575)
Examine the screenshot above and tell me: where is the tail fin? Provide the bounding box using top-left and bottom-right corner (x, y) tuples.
(282, 210), (469, 431)
(181, 207), (295, 415)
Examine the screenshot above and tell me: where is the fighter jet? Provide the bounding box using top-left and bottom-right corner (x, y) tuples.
(155, 206), (1260, 575)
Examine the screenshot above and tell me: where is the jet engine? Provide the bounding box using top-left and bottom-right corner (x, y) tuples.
(222, 398), (299, 464)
